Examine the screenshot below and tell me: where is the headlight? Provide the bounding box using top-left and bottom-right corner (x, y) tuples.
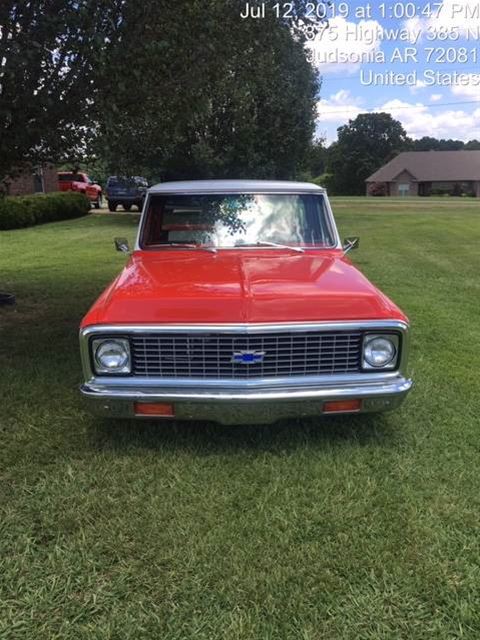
(363, 334), (399, 370)
(92, 338), (131, 374)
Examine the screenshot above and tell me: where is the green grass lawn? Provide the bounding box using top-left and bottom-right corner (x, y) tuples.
(1, 198), (479, 639)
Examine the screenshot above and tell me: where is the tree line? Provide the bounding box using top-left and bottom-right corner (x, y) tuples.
(1, 2), (477, 195)
(0, 0), (331, 190)
(309, 114), (480, 195)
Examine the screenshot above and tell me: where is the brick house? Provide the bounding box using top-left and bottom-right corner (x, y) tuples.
(366, 150), (480, 197)
(3, 164), (58, 196)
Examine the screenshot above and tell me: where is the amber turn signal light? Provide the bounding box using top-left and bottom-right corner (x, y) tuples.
(323, 399), (362, 414)
(134, 402), (175, 417)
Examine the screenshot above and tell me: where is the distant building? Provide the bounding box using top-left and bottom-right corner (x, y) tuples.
(365, 150), (480, 197)
(3, 164), (58, 196)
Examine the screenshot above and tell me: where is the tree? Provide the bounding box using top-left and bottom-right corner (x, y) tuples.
(304, 137), (327, 179)
(327, 113), (409, 195)
(94, 0), (321, 180)
(464, 139), (480, 150)
(0, 0), (122, 190)
(411, 137), (464, 151)
(1, 0), (326, 186)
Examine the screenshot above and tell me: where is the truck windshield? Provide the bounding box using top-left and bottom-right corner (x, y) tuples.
(141, 194), (335, 249)
(59, 174), (85, 182)
(107, 177), (139, 188)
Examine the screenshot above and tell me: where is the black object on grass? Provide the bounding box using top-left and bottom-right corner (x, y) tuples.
(0, 292), (15, 306)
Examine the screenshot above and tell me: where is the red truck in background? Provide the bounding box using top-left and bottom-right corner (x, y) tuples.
(58, 171), (103, 208)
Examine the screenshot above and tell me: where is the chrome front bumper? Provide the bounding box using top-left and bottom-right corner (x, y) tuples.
(80, 320), (413, 425)
(80, 375), (413, 425)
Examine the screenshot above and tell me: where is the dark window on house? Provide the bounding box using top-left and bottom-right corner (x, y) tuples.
(33, 169), (44, 193)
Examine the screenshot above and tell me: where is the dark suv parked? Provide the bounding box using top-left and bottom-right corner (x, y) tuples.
(106, 176), (148, 212)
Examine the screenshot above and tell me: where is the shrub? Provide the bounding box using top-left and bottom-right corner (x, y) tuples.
(0, 192), (90, 230)
(452, 183), (462, 197)
(312, 173), (335, 193)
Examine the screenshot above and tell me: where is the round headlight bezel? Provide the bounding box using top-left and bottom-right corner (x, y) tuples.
(362, 334), (399, 370)
(92, 338), (131, 375)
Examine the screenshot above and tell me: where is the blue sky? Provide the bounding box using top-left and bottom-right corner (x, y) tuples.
(308, 0), (480, 143)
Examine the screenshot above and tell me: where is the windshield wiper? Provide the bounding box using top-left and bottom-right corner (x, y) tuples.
(238, 240), (304, 253)
(160, 242), (217, 254)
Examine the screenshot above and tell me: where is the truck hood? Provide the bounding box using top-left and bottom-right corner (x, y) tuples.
(81, 250), (407, 326)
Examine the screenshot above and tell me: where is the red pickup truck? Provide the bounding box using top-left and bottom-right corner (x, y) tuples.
(58, 172), (103, 208)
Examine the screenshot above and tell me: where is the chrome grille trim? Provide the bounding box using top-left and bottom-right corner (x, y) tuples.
(80, 321), (410, 386)
(130, 331), (363, 379)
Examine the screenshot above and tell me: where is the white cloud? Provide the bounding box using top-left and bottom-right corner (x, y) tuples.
(404, 0), (480, 39)
(378, 98), (480, 139)
(306, 17), (383, 74)
(450, 74), (480, 98)
(410, 80), (427, 94)
(403, 16), (425, 43)
(430, 94), (443, 101)
(317, 93), (480, 141)
(316, 89), (364, 123)
(430, 0), (480, 34)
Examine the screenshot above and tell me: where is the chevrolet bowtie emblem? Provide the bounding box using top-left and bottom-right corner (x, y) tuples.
(231, 350), (265, 364)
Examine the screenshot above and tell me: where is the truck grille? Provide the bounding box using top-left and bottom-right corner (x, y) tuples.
(131, 331), (362, 379)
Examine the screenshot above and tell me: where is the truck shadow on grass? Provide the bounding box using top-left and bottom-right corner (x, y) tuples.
(89, 412), (403, 455)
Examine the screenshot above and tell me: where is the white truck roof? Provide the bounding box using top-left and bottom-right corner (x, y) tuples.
(148, 179), (325, 194)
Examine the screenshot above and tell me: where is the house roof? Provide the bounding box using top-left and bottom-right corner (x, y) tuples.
(366, 150), (480, 183)
(149, 180), (324, 194)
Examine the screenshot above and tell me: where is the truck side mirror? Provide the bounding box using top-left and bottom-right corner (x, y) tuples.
(114, 237), (130, 254)
(343, 237), (359, 254)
